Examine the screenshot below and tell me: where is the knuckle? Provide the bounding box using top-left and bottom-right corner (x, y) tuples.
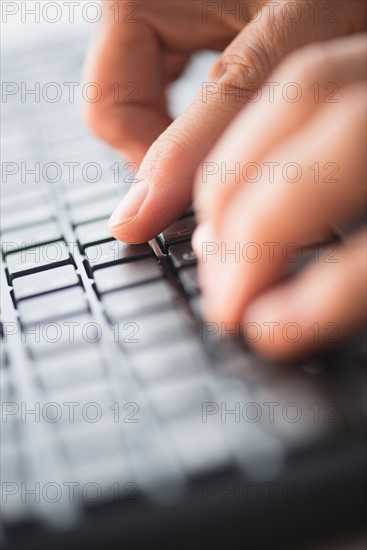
(208, 43), (270, 93)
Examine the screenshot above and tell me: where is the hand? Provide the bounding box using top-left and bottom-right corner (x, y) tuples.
(192, 34), (367, 359)
(84, 0), (365, 243)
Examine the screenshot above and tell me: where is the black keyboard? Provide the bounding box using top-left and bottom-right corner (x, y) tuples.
(1, 33), (366, 550)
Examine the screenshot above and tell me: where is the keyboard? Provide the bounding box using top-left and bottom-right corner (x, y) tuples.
(1, 33), (366, 550)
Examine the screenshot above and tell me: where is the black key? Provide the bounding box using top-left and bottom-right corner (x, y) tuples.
(157, 217), (196, 252)
(1, 221), (62, 255)
(1, 204), (53, 232)
(27, 314), (97, 358)
(65, 185), (119, 207)
(179, 267), (200, 296)
(120, 308), (191, 348)
(103, 280), (174, 319)
(17, 287), (88, 323)
(13, 265), (79, 301)
(131, 340), (203, 384)
(6, 241), (71, 279)
(85, 241), (152, 269)
(94, 258), (162, 294)
(75, 219), (113, 249)
(37, 347), (105, 391)
(69, 196), (119, 225)
(169, 241), (197, 269)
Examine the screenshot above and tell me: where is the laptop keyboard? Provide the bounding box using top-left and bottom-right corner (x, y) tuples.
(1, 35), (365, 533)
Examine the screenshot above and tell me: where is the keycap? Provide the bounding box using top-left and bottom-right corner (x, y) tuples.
(52, 381), (116, 427)
(103, 280), (175, 319)
(6, 241), (71, 278)
(86, 241), (152, 269)
(147, 377), (211, 420)
(131, 339), (203, 384)
(75, 219), (113, 249)
(12, 265), (80, 301)
(94, 258), (162, 294)
(157, 216), (196, 252)
(72, 455), (133, 498)
(37, 347), (105, 391)
(1, 188), (44, 209)
(27, 314), (99, 358)
(62, 423), (124, 465)
(69, 196), (119, 225)
(167, 418), (231, 476)
(120, 308), (191, 349)
(169, 241), (197, 269)
(179, 267), (200, 296)
(1, 190), (53, 231)
(1, 204), (53, 232)
(65, 185), (119, 207)
(1, 221), (62, 255)
(17, 287), (88, 323)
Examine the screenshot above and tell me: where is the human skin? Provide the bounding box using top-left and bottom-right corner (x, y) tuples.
(84, 1), (367, 358)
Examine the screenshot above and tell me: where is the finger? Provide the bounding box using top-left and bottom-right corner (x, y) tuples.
(107, 2), (366, 244)
(193, 82), (366, 328)
(107, 6), (296, 243)
(83, 9), (171, 164)
(194, 34), (367, 225)
(243, 229), (367, 360)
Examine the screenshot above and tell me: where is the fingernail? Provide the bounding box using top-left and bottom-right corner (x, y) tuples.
(108, 180), (149, 229)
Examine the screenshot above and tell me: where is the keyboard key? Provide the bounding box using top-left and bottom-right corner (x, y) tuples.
(167, 418), (231, 476)
(75, 219), (113, 249)
(121, 308), (192, 349)
(94, 258), (162, 294)
(65, 185), (119, 207)
(37, 347), (105, 391)
(62, 423), (125, 465)
(72, 455), (133, 498)
(169, 241), (197, 269)
(103, 280), (175, 319)
(12, 265), (79, 301)
(17, 287), (88, 323)
(86, 241), (152, 269)
(131, 340), (203, 384)
(69, 196), (119, 225)
(179, 267), (200, 296)
(27, 314), (99, 358)
(1, 204), (53, 232)
(1, 221), (62, 255)
(6, 241), (71, 278)
(157, 217), (196, 252)
(52, 382), (116, 427)
(147, 377), (210, 420)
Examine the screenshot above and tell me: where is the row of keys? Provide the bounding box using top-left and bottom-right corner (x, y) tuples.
(85, 241), (152, 270)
